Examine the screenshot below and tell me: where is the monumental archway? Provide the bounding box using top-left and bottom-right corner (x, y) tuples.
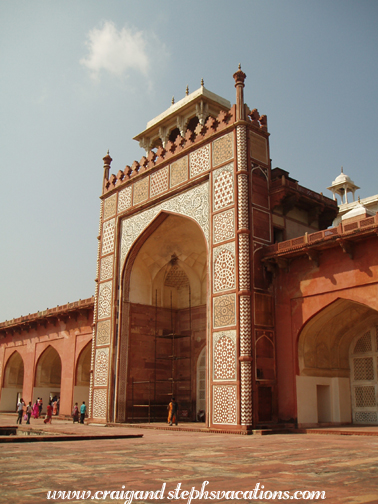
(116, 212), (208, 422)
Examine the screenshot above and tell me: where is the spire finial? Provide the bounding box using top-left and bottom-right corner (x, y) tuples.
(186, 85), (189, 96)
(171, 96), (175, 105)
(238, 63), (241, 70)
(201, 78), (204, 87)
(341, 166), (343, 173)
(103, 150), (112, 165)
(358, 196), (360, 203)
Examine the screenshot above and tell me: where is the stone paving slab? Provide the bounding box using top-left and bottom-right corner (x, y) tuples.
(1, 415), (378, 504)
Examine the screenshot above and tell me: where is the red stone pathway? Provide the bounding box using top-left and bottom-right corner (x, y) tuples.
(0, 414), (378, 504)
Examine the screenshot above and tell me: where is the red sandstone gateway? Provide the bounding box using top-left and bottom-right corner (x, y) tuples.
(1, 68), (377, 431)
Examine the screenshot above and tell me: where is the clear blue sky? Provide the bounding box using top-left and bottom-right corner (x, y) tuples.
(1, 0), (377, 321)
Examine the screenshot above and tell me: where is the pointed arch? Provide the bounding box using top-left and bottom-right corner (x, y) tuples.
(3, 351), (24, 388)
(35, 346), (62, 388)
(33, 346), (62, 412)
(296, 298), (378, 427)
(73, 341), (91, 409)
(0, 351), (24, 411)
(116, 211), (208, 423)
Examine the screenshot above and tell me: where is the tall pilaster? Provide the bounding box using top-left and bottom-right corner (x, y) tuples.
(236, 123), (253, 426)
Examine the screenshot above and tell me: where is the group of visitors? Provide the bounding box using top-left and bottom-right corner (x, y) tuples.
(72, 401), (86, 424)
(16, 398), (41, 424)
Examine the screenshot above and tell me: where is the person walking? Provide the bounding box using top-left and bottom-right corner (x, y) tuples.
(44, 402), (53, 424)
(16, 398), (25, 424)
(72, 402), (79, 423)
(167, 397), (178, 426)
(80, 401), (86, 424)
(32, 399), (39, 419)
(26, 401), (32, 424)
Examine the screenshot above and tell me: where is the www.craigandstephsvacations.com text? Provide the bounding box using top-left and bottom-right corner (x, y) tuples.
(46, 481), (326, 502)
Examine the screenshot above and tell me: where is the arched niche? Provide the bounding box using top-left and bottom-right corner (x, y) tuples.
(73, 342), (91, 408)
(34, 346), (62, 411)
(127, 213), (207, 308)
(296, 298), (378, 427)
(0, 351), (24, 411)
(117, 212), (208, 423)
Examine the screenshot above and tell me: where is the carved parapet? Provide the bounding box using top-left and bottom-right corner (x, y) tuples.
(247, 108), (268, 132)
(102, 105), (235, 194)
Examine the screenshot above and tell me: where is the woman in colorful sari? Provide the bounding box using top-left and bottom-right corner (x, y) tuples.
(52, 400), (58, 416)
(44, 402), (53, 424)
(32, 400), (39, 419)
(72, 402), (79, 423)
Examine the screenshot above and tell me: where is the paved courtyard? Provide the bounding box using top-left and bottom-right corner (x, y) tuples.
(0, 415), (378, 504)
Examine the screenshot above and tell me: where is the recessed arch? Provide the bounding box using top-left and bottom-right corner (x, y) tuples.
(0, 351), (24, 411)
(298, 298), (378, 377)
(73, 341), (91, 409)
(116, 212), (208, 423)
(296, 298), (378, 427)
(34, 345), (62, 411)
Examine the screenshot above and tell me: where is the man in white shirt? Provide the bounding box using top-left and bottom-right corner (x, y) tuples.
(16, 398), (24, 424)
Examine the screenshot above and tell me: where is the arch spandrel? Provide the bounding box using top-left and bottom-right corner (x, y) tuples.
(119, 181), (209, 276)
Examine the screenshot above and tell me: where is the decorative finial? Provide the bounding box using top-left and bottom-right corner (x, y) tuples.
(172, 96), (175, 105)
(341, 166), (343, 173)
(238, 63), (241, 70)
(186, 85), (189, 96)
(358, 196), (360, 203)
(103, 150), (112, 165)
(201, 78), (204, 87)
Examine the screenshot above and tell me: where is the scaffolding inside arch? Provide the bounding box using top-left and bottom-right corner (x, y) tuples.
(131, 287), (193, 422)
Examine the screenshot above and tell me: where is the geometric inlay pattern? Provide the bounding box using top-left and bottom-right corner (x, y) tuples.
(213, 385), (237, 424)
(236, 125), (247, 172)
(213, 209), (235, 244)
(103, 194), (117, 221)
(355, 386), (376, 407)
(92, 388), (107, 419)
(213, 294), (236, 328)
(100, 255), (114, 282)
(213, 331), (236, 380)
(354, 357), (374, 381)
(238, 173), (249, 229)
(98, 281), (112, 320)
(120, 182), (209, 272)
(101, 218), (115, 256)
(170, 156), (188, 187)
(150, 167), (169, 197)
(118, 186), (132, 213)
(212, 133), (234, 168)
(240, 360), (252, 425)
(133, 177), (149, 205)
(213, 247), (235, 292)
(355, 411), (378, 424)
(239, 295), (252, 355)
(213, 163), (234, 211)
(96, 320), (111, 346)
(190, 144), (210, 178)
(354, 331), (372, 354)
(94, 347), (109, 387)
(238, 234), (250, 291)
